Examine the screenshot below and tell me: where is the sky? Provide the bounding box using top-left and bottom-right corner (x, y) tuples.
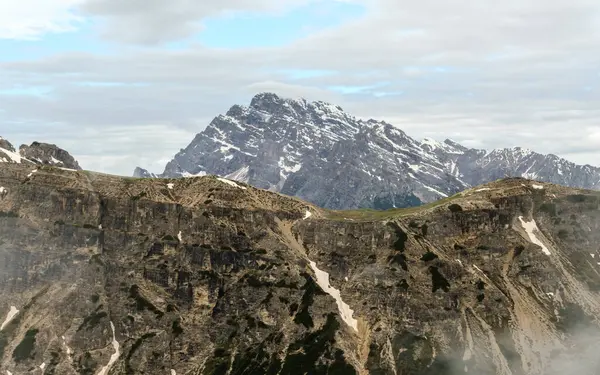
(0, 0), (599, 176)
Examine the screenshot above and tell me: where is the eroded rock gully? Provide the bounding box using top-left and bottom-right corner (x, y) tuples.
(1, 164), (600, 374)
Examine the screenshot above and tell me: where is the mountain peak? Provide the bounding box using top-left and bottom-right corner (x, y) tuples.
(0, 136), (16, 153)
(134, 93), (600, 209)
(249, 92), (286, 110)
(19, 141), (82, 170)
(0, 137), (81, 169)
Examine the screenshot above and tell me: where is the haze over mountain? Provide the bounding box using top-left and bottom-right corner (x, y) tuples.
(135, 93), (600, 210)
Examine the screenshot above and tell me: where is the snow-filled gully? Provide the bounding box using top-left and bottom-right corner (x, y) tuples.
(97, 321), (120, 375)
(518, 216), (551, 256)
(308, 260), (358, 332)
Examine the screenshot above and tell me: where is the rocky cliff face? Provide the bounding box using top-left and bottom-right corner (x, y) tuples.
(0, 136), (81, 170)
(134, 93), (600, 210)
(19, 141), (81, 170)
(2, 163), (600, 374)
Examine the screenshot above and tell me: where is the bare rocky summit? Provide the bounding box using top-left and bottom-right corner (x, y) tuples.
(2, 163), (600, 374)
(0, 136), (81, 170)
(135, 93), (600, 210)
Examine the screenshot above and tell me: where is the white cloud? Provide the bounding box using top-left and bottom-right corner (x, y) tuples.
(0, 0), (84, 40)
(1, 0), (600, 175)
(79, 0), (324, 44)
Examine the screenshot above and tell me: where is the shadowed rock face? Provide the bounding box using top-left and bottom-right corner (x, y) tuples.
(1, 164), (600, 374)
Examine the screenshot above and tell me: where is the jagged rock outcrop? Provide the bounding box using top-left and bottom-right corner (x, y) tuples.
(0, 136), (81, 170)
(134, 93), (600, 210)
(133, 167), (157, 179)
(2, 163), (600, 374)
(19, 141), (81, 170)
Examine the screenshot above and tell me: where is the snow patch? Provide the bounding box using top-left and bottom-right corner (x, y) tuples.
(171, 370), (176, 375)
(40, 362), (46, 371)
(278, 157), (302, 173)
(182, 171), (207, 178)
(420, 183), (449, 197)
(308, 260), (358, 332)
(531, 184), (544, 190)
(27, 169), (38, 178)
(225, 166), (250, 183)
(97, 322), (120, 375)
(50, 156), (63, 165)
(217, 177), (247, 190)
(475, 188), (490, 192)
(303, 210), (312, 220)
(62, 335), (73, 356)
(167, 183), (174, 189)
(177, 231), (183, 242)
(518, 216), (551, 255)
(591, 254), (595, 259)
(0, 147), (22, 163)
(0, 186), (6, 194)
(1, 306), (19, 331)
(421, 137), (444, 149)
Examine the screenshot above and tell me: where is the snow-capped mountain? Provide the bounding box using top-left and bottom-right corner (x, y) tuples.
(0, 136), (81, 170)
(134, 92), (600, 209)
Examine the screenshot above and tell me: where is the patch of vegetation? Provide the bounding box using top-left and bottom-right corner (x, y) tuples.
(566, 194), (588, 203)
(161, 234), (177, 242)
(557, 229), (569, 240)
(448, 203), (463, 213)
(54, 219), (65, 225)
(372, 194), (422, 210)
(90, 294), (100, 303)
(77, 310), (108, 332)
(538, 203), (557, 216)
(324, 194), (463, 222)
(0, 211), (19, 218)
(12, 328), (38, 362)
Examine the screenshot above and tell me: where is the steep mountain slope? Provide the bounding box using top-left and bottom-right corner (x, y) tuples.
(422, 138), (600, 192)
(0, 136), (81, 170)
(135, 93), (600, 210)
(3, 163), (600, 374)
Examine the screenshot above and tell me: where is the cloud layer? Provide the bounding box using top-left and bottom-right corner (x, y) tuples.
(1, 0), (599, 175)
